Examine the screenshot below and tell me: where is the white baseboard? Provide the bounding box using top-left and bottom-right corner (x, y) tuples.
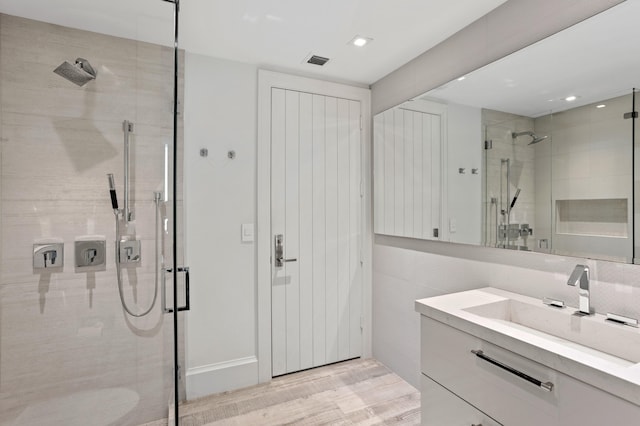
(186, 356), (259, 400)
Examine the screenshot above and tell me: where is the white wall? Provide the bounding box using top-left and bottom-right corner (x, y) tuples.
(371, 0), (624, 114)
(543, 93), (633, 262)
(446, 103), (482, 244)
(184, 54), (259, 398)
(373, 235), (640, 389)
(370, 0), (631, 392)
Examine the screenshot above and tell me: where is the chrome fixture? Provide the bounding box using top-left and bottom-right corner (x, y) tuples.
(53, 58), (97, 86)
(512, 130), (548, 145)
(75, 240), (106, 268)
(606, 313), (639, 328)
(543, 297), (566, 309)
(108, 173), (118, 214)
(33, 243), (64, 270)
(567, 264), (592, 316)
(108, 161), (157, 317)
(118, 239), (141, 264)
(471, 349), (554, 392)
(274, 234), (297, 267)
(123, 120), (134, 222)
(109, 193), (154, 317)
(162, 267), (191, 313)
(107, 120), (134, 223)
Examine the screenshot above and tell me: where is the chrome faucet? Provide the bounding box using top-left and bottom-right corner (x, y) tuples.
(567, 265), (592, 316)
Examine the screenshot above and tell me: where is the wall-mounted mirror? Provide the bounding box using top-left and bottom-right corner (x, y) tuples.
(373, 1), (639, 263)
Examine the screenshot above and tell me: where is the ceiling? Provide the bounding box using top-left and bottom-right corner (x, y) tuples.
(0, 0), (508, 85)
(420, 1), (640, 117)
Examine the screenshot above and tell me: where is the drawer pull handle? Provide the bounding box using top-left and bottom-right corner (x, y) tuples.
(471, 349), (554, 392)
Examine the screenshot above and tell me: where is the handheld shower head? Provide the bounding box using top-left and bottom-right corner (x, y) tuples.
(510, 188), (522, 211)
(107, 174), (119, 212)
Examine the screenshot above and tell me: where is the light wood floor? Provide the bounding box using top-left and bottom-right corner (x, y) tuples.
(142, 358), (421, 425)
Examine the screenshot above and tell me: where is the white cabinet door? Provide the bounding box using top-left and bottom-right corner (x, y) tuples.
(422, 374), (502, 426)
(271, 88), (362, 376)
(421, 316), (559, 425)
(421, 315), (640, 425)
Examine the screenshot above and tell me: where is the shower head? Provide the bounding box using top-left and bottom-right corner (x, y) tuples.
(53, 58), (97, 86)
(512, 131), (548, 145)
(530, 135), (548, 145)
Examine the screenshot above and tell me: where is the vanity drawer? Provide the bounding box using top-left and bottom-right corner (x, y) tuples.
(421, 316), (559, 425)
(422, 373), (502, 426)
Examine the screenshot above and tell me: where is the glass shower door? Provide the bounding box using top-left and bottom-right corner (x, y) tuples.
(0, 1), (183, 424)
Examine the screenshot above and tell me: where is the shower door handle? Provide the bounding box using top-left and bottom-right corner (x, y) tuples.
(274, 234), (297, 267)
(162, 266), (190, 313)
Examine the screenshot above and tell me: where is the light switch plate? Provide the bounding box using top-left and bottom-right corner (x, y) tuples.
(241, 223), (254, 242)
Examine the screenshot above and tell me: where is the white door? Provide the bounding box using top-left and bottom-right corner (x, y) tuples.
(270, 88), (362, 377)
(373, 104), (444, 240)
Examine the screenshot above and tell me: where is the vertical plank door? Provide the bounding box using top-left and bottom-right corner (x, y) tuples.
(271, 89), (362, 376)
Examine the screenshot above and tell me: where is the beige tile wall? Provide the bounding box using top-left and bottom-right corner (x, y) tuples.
(0, 14), (183, 426)
(482, 109), (537, 249)
(537, 93), (633, 262)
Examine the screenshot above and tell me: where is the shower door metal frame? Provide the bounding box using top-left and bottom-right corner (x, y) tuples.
(161, 0), (182, 424)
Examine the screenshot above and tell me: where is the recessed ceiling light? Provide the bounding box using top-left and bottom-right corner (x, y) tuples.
(457, 76), (466, 81)
(565, 95), (577, 102)
(596, 104), (606, 108)
(350, 35), (372, 47)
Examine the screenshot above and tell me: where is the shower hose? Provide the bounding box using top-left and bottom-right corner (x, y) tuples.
(113, 196), (160, 317)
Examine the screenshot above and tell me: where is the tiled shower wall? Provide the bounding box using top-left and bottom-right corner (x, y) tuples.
(482, 109), (537, 249)
(0, 15), (183, 425)
(536, 93), (633, 262)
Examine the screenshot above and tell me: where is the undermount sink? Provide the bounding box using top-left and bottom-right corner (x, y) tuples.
(464, 297), (640, 365)
(415, 287), (640, 408)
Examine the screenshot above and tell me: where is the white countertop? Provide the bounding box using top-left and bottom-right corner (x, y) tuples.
(416, 287), (640, 406)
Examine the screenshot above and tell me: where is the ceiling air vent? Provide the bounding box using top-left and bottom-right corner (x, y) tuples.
(307, 55), (330, 66)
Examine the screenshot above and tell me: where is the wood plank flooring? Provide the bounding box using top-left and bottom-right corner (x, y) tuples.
(141, 358), (420, 425)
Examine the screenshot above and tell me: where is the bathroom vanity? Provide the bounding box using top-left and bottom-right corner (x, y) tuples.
(415, 288), (640, 425)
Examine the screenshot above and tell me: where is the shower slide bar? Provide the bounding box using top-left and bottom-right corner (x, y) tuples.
(123, 120), (134, 222)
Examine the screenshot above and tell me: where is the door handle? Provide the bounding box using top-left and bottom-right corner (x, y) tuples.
(274, 234), (297, 267)
(162, 266), (190, 313)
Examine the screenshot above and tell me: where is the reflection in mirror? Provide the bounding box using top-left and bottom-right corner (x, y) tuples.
(373, 101), (446, 241)
(482, 93), (633, 262)
(373, 1), (639, 263)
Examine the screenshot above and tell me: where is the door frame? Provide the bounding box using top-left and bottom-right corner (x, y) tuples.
(257, 70), (372, 383)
